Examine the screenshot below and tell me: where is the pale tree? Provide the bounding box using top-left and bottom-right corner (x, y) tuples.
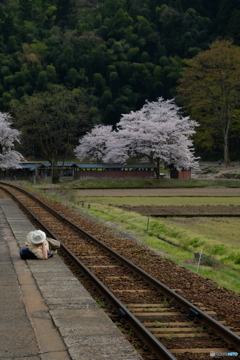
(75, 98), (199, 178)
(74, 125), (114, 162)
(177, 39), (240, 167)
(0, 113), (25, 177)
(104, 98), (199, 177)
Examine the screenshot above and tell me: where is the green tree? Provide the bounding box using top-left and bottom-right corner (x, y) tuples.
(7, 36), (18, 53)
(54, 0), (72, 26)
(100, 89), (112, 107)
(64, 68), (80, 86)
(11, 87), (91, 183)
(178, 39), (240, 166)
(93, 73), (106, 92)
(227, 10), (240, 46)
(36, 70), (48, 91)
(109, 71), (120, 95)
(216, 0), (240, 36)
(46, 65), (58, 83)
(19, 0), (33, 21)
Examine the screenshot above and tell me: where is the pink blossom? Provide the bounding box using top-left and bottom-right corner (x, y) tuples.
(0, 113), (25, 169)
(74, 125), (114, 162)
(75, 98), (199, 177)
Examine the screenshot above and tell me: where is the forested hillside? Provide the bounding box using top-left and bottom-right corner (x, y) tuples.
(1, 0), (240, 160)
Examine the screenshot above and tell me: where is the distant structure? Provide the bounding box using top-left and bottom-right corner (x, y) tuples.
(168, 164), (192, 179)
(74, 163), (157, 179)
(1, 162), (75, 181)
(2, 162), (194, 180)
(1, 162), (158, 180)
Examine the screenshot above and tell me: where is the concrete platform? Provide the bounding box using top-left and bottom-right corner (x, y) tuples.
(0, 199), (143, 360)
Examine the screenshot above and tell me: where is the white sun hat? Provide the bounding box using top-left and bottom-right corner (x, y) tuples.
(30, 230), (46, 244)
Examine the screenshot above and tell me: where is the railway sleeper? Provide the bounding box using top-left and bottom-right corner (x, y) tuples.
(170, 348), (230, 354)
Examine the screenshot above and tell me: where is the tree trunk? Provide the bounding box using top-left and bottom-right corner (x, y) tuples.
(223, 132), (230, 167)
(51, 161), (60, 184)
(154, 159), (160, 179)
(52, 174), (60, 184)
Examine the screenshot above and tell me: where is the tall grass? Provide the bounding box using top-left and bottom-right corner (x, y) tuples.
(15, 177), (240, 189)
(79, 202), (240, 292)
(77, 177), (240, 188)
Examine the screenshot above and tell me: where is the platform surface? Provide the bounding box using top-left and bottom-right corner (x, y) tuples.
(0, 199), (142, 360)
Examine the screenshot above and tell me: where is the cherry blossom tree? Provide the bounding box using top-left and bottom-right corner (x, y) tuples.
(105, 98), (199, 177)
(0, 113), (25, 173)
(74, 124), (114, 162)
(75, 98), (199, 178)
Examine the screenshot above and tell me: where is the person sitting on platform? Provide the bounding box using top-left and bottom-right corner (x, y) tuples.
(20, 230), (60, 260)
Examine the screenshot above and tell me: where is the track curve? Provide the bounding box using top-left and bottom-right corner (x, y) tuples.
(0, 182), (239, 360)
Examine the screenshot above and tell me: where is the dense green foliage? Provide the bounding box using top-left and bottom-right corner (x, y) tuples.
(0, 0), (240, 160)
(178, 39), (240, 166)
(11, 86), (91, 180)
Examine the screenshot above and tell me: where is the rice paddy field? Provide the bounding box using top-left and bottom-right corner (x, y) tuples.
(70, 188), (240, 293)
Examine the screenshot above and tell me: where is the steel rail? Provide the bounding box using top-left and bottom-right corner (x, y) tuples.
(60, 242), (177, 360)
(1, 182), (239, 353)
(0, 183), (176, 360)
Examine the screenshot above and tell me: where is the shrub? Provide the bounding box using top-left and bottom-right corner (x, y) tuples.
(210, 244), (226, 255)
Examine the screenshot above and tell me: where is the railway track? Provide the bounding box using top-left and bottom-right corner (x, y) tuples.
(0, 182), (239, 360)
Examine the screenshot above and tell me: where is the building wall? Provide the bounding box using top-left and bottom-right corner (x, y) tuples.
(170, 169), (191, 179)
(2, 170), (34, 180)
(178, 170), (191, 179)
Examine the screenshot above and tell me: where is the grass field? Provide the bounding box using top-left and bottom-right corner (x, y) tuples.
(65, 177), (240, 189)
(30, 177), (240, 189)
(74, 195), (240, 206)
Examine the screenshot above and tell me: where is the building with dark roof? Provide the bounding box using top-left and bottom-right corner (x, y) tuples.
(1, 162), (159, 180)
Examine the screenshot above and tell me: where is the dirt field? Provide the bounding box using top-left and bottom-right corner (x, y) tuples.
(75, 187), (240, 216)
(75, 161), (240, 216)
(76, 187), (240, 196)
(116, 204), (240, 216)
